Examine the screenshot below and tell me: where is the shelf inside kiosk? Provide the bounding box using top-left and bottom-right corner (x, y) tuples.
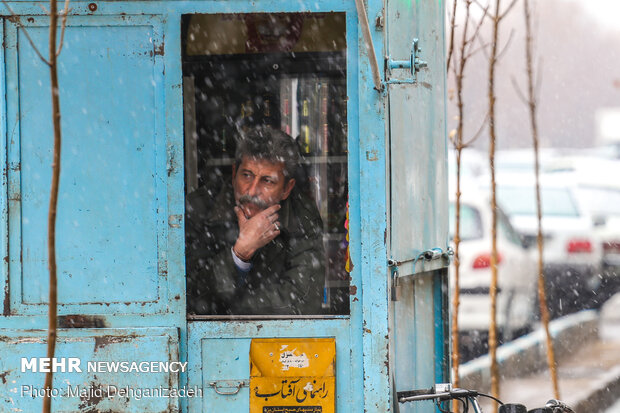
(182, 13), (350, 317)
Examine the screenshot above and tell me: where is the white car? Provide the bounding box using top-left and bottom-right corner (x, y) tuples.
(448, 148), (489, 181)
(545, 156), (620, 303)
(450, 187), (538, 339)
(492, 172), (603, 318)
(495, 148), (564, 174)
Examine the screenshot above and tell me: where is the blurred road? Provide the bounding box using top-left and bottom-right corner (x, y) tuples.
(480, 293), (620, 413)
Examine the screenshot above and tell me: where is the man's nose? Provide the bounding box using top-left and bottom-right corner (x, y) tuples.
(247, 177), (261, 197)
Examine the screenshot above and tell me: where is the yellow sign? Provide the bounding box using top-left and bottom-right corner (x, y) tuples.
(250, 338), (335, 413)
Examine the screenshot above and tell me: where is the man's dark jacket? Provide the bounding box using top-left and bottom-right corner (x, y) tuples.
(186, 182), (325, 315)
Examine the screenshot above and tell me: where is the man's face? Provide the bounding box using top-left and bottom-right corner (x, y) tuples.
(232, 156), (295, 219)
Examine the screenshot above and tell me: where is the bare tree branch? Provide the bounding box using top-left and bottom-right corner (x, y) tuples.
(451, 0), (488, 397)
(447, 0), (458, 73)
(466, 4), (490, 46)
(535, 56), (544, 101)
(463, 113), (488, 147)
(1, 1), (51, 66)
(511, 75), (528, 105)
(2, 18), (69, 413)
(475, 33), (490, 60)
(451, 0), (472, 393)
(472, 0), (490, 13)
(465, 41), (491, 61)
(488, 0), (502, 408)
(500, 0), (520, 21)
(496, 28), (515, 61)
(523, 0), (560, 399)
(56, 0), (71, 56)
(44, 0), (67, 410)
(451, 58), (460, 86)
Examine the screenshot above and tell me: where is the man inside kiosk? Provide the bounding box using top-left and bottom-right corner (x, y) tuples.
(186, 126), (326, 315)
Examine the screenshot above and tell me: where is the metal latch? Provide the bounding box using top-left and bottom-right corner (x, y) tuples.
(386, 38), (428, 84)
(388, 247), (454, 268)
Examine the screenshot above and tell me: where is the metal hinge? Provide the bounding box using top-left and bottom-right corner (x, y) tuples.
(385, 38), (428, 85)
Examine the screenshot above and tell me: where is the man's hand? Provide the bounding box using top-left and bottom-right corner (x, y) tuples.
(233, 204), (281, 261)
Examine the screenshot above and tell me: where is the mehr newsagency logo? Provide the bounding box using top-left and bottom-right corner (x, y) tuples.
(18, 357), (202, 400)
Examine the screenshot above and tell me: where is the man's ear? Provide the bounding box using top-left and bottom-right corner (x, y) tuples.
(281, 178), (296, 201)
(232, 163), (237, 181)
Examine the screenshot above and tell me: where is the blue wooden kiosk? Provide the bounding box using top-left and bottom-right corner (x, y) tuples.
(0, 1), (449, 411)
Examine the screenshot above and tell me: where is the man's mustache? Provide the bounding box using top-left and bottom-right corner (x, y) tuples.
(238, 194), (269, 210)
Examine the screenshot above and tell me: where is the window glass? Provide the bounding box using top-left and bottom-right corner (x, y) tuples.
(496, 186), (580, 217)
(449, 203), (483, 241)
(182, 13), (349, 316)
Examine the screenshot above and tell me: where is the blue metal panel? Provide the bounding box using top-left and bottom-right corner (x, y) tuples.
(2, 1), (352, 15)
(433, 270), (449, 385)
(200, 338), (252, 412)
(386, 0), (449, 276)
(187, 320), (352, 412)
(391, 276), (417, 412)
(160, 10), (190, 412)
(0, 19), (7, 317)
(392, 272), (442, 413)
(385, 2), (449, 411)
(162, 10), (186, 317)
(0, 10), (188, 409)
(412, 273), (439, 413)
(0, 327), (181, 412)
(3, 15), (179, 315)
(356, 0), (390, 411)
(345, 4), (365, 412)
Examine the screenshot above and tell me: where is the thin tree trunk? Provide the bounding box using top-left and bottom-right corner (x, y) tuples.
(488, 0), (501, 409)
(451, 1), (472, 389)
(451, 4), (487, 400)
(523, 0), (560, 399)
(43, 0), (62, 411)
(452, 148), (462, 387)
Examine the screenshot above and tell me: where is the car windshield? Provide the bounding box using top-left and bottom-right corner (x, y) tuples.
(496, 186), (580, 217)
(449, 203), (483, 241)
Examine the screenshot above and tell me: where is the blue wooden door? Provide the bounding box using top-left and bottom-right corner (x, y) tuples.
(0, 10), (186, 412)
(386, 0), (450, 273)
(385, 1), (450, 412)
(182, 3), (364, 412)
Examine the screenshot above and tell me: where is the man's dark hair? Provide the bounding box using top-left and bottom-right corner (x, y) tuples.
(235, 126), (300, 179)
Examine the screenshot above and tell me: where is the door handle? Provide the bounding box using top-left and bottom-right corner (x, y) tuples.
(209, 380), (248, 395)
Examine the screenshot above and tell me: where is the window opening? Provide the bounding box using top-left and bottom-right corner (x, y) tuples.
(182, 13), (350, 317)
